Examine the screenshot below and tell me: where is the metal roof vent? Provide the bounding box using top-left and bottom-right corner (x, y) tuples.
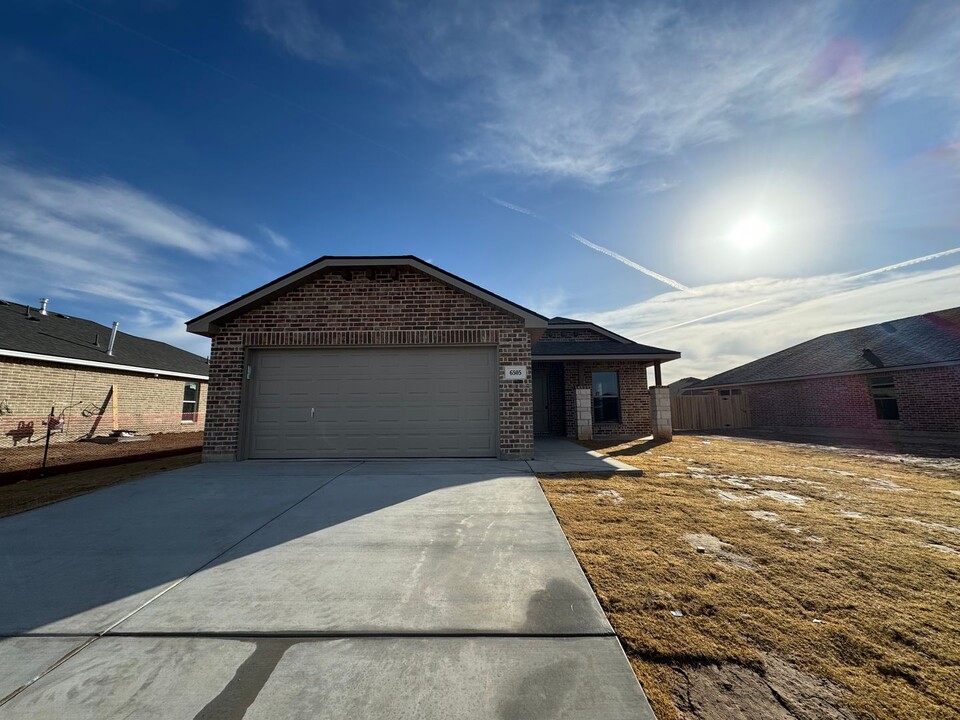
(107, 321), (120, 356)
(39, 298), (49, 316)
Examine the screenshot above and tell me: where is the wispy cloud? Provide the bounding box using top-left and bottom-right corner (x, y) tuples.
(247, 0), (960, 184)
(244, 0), (350, 65)
(258, 224), (292, 251)
(587, 263), (960, 382)
(488, 195), (691, 291)
(0, 163), (259, 354)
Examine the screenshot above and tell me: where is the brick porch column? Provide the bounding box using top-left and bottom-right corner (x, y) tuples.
(575, 387), (593, 440)
(649, 386), (673, 441)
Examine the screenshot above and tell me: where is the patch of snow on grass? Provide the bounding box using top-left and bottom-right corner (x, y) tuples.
(903, 518), (960, 536)
(862, 478), (911, 492)
(596, 489), (624, 505)
(682, 532), (753, 569)
(712, 490), (754, 503)
(805, 466), (856, 476)
(746, 510), (780, 522)
(758, 490), (806, 505)
(719, 476), (754, 489)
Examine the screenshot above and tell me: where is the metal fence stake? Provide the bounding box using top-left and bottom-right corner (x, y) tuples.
(41, 405), (54, 477)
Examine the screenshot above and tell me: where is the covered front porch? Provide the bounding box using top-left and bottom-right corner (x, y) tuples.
(532, 358), (671, 440)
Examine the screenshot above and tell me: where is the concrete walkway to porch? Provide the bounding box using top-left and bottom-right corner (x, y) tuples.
(528, 437), (643, 475)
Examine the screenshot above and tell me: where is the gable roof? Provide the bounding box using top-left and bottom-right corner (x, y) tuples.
(697, 307), (960, 388)
(546, 316), (635, 343)
(535, 316), (680, 361)
(0, 300), (209, 379)
(186, 256), (549, 336)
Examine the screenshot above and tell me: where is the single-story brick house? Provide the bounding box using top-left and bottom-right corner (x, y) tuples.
(694, 307), (960, 441)
(0, 299), (209, 448)
(186, 256), (680, 461)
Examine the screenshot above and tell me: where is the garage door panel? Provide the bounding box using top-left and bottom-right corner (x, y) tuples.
(246, 347), (499, 458)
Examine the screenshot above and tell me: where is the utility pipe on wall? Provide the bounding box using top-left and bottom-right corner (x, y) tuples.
(107, 321), (119, 356)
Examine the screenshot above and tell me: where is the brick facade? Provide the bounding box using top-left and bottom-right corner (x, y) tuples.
(538, 327), (610, 343)
(741, 364), (960, 433)
(562, 360), (651, 438)
(0, 357), (206, 448)
(204, 266), (534, 461)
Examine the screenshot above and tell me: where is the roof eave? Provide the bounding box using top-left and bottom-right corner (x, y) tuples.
(533, 353), (681, 362)
(0, 348), (209, 380)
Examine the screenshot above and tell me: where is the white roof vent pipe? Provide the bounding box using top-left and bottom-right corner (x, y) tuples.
(107, 321), (120, 356)
(39, 298), (49, 316)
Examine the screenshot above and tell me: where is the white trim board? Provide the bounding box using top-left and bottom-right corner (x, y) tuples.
(0, 349), (209, 381)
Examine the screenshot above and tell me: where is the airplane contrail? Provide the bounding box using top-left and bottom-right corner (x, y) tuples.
(487, 196), (542, 219)
(487, 196), (692, 292)
(633, 298), (771, 337)
(570, 233), (691, 292)
(846, 246), (960, 280)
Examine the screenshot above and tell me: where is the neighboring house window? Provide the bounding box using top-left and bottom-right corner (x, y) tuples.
(869, 376), (900, 421)
(181, 382), (200, 423)
(718, 389), (742, 398)
(592, 371), (620, 423)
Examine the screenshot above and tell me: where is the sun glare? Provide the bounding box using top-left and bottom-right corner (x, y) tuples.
(728, 215), (771, 250)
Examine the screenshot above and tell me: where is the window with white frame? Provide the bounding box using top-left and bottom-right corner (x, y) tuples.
(181, 382), (200, 423)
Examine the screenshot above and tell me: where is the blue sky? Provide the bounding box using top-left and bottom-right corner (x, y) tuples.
(1, 0), (959, 381)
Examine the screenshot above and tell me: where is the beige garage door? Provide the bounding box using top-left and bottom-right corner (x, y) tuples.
(245, 347), (498, 458)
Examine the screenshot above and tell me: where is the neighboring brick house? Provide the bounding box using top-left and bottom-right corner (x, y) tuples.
(186, 256), (680, 462)
(694, 307), (960, 440)
(0, 299), (209, 449)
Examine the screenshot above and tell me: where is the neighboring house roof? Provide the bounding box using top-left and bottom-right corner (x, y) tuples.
(0, 300), (209, 379)
(697, 307), (960, 388)
(186, 256), (549, 336)
(668, 377), (703, 395)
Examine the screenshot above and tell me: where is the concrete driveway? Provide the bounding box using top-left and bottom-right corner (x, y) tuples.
(0, 459), (655, 719)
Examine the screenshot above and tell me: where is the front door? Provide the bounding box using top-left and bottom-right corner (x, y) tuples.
(533, 370), (550, 434)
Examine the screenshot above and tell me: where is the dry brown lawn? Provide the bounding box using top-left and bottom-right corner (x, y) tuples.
(540, 434), (960, 720)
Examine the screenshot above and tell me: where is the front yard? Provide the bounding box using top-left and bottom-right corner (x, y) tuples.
(541, 434), (960, 720)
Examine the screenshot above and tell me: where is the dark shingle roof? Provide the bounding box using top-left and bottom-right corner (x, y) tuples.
(548, 316), (590, 325)
(533, 341), (679, 357)
(697, 307), (960, 388)
(0, 300), (209, 377)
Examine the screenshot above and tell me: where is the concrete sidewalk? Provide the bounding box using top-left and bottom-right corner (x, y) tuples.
(0, 459), (655, 719)
(529, 436), (643, 475)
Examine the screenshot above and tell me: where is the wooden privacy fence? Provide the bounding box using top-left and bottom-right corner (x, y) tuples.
(671, 394), (751, 431)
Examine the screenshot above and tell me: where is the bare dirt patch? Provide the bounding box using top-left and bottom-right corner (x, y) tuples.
(0, 452), (201, 518)
(541, 433), (960, 720)
(0, 431), (202, 480)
